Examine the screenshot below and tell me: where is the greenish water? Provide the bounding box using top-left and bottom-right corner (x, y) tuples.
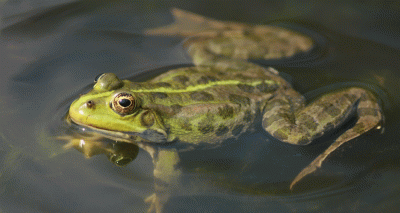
(1, 1), (400, 212)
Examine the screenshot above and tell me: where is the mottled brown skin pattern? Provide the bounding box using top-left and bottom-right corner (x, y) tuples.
(158, 10), (383, 188)
(125, 55), (383, 189)
(131, 65), (290, 145)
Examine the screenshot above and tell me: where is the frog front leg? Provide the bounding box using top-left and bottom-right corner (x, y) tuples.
(262, 87), (384, 189)
(140, 144), (181, 213)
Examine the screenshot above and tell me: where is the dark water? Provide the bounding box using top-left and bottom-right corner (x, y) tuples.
(2, 1), (400, 212)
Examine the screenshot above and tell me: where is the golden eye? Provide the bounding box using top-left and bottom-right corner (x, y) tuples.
(112, 93), (136, 115)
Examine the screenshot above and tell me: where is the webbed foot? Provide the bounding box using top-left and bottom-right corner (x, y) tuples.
(145, 193), (168, 213)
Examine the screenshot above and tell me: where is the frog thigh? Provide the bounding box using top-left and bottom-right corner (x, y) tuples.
(262, 87), (383, 145)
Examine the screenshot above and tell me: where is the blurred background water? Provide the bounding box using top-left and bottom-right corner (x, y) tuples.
(1, 1), (400, 212)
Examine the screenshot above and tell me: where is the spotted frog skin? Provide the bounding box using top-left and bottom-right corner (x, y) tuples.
(64, 9), (384, 213)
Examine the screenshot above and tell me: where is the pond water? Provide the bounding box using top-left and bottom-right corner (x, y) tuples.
(1, 1), (400, 212)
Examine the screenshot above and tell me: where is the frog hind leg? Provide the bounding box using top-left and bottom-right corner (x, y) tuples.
(262, 87), (384, 189)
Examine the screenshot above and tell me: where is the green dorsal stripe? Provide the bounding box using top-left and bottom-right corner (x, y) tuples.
(84, 80), (277, 101)
(131, 80), (277, 93)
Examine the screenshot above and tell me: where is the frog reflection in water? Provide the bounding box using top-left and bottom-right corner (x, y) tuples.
(62, 9), (384, 213)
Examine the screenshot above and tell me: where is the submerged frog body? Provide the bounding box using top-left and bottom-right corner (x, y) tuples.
(64, 8), (384, 213)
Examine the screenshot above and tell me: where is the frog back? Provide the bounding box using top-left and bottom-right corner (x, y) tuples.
(128, 65), (290, 145)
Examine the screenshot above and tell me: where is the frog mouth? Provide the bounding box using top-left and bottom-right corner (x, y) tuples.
(67, 115), (137, 142)
(68, 115), (168, 143)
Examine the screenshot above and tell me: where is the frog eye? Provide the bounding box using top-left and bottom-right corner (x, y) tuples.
(111, 93), (136, 115)
(94, 73), (123, 90)
(94, 73), (105, 83)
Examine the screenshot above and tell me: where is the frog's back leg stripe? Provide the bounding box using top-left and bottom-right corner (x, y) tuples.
(261, 87), (384, 188)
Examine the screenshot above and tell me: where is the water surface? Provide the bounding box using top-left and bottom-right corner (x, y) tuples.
(1, 1), (400, 212)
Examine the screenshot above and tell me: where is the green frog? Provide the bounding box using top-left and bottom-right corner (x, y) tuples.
(63, 9), (384, 213)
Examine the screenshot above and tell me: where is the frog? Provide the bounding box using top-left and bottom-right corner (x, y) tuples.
(62, 8), (384, 213)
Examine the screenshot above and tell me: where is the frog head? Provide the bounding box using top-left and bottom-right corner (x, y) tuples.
(69, 73), (169, 143)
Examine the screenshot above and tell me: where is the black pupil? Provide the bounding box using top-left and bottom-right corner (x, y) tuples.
(119, 99), (131, 107)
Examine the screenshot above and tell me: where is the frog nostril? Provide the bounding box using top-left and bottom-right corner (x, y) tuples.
(86, 100), (95, 108)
